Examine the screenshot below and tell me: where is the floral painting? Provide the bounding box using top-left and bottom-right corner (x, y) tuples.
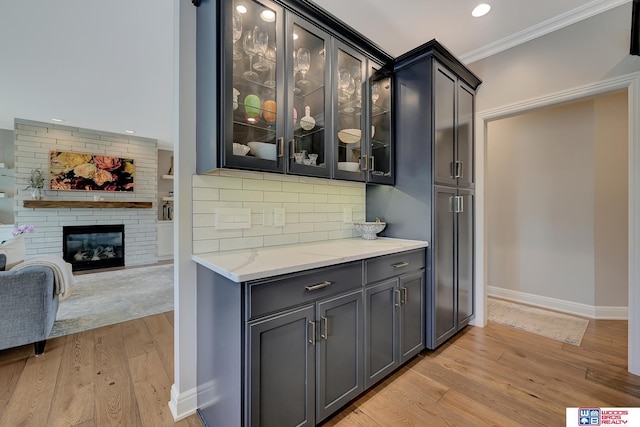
(49, 151), (135, 192)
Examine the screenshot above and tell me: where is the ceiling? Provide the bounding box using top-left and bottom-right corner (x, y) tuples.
(0, 0), (629, 150)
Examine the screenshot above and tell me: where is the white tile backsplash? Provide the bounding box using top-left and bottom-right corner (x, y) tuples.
(192, 169), (364, 254)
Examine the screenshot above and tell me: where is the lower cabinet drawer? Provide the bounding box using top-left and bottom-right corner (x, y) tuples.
(364, 249), (426, 284)
(248, 261), (362, 319)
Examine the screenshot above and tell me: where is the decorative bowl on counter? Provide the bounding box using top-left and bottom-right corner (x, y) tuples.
(247, 141), (277, 161)
(338, 128), (361, 144)
(354, 221), (386, 240)
(337, 161), (360, 172)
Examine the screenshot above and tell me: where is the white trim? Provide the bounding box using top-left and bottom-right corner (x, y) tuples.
(476, 71), (640, 375)
(169, 384), (198, 421)
(460, 0), (630, 64)
(487, 286), (628, 320)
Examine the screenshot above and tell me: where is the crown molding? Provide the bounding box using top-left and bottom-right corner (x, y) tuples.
(460, 0), (631, 64)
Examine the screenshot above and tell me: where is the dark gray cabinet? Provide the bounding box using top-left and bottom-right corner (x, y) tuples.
(248, 305), (316, 427)
(195, 0), (394, 183)
(366, 40), (481, 350)
(246, 262), (363, 426)
(363, 250), (425, 388)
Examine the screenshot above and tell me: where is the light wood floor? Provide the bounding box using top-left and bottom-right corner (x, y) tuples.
(1, 314), (638, 426)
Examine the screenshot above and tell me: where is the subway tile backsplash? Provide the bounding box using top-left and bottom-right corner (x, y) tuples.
(192, 169), (365, 254)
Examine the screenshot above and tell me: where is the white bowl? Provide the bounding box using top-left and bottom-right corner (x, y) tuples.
(247, 141), (277, 161)
(354, 222), (386, 240)
(338, 161), (360, 172)
(233, 143), (250, 156)
(338, 129), (361, 144)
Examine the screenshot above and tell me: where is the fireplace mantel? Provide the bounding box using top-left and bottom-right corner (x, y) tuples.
(23, 200), (153, 209)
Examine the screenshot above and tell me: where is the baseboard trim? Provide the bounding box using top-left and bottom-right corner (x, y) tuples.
(169, 384), (198, 421)
(487, 286), (628, 320)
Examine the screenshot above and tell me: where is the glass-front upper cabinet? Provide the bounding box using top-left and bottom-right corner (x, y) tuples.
(223, 0), (285, 173)
(286, 16), (331, 177)
(368, 63), (393, 184)
(333, 41), (366, 181)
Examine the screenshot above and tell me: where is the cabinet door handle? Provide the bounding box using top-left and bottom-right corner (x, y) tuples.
(321, 316), (329, 340)
(458, 195), (464, 213)
(457, 161), (464, 179)
(308, 320), (316, 345)
(391, 262), (409, 269)
(290, 138), (296, 159)
(361, 155), (369, 171)
(394, 289), (401, 307)
(401, 287), (408, 305)
(369, 155), (375, 171)
(278, 137), (284, 158)
(449, 195), (455, 213)
(305, 281), (332, 291)
(449, 161), (456, 179)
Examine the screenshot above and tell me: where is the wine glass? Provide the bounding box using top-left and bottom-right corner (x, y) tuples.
(232, 10), (243, 60)
(264, 45), (277, 87)
(355, 77), (362, 107)
(296, 48), (310, 87)
(293, 50), (301, 94)
(343, 77), (356, 113)
(371, 82), (380, 104)
(338, 68), (350, 103)
(252, 25), (269, 72)
(242, 30), (258, 81)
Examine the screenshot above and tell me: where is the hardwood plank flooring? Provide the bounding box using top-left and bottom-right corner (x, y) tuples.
(0, 313), (637, 426)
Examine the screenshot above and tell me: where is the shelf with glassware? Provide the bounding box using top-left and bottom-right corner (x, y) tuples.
(333, 41), (366, 181)
(367, 67), (393, 184)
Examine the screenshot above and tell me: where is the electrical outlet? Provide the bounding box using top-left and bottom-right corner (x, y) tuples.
(343, 207), (353, 223)
(273, 207), (285, 227)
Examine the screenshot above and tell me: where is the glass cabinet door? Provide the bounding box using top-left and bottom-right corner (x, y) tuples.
(333, 41), (366, 181)
(286, 17), (330, 177)
(224, 0), (284, 173)
(368, 63), (393, 184)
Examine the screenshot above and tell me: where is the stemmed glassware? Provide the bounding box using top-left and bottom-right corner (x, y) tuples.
(338, 68), (351, 103)
(293, 50), (301, 94)
(371, 82), (380, 104)
(264, 45), (277, 87)
(252, 25), (269, 72)
(242, 29), (259, 81)
(296, 48), (310, 87)
(232, 10), (243, 61)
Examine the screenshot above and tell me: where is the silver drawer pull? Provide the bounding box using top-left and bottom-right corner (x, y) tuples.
(391, 262), (409, 268)
(305, 281), (333, 291)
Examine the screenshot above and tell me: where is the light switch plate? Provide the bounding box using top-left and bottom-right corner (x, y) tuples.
(273, 207), (285, 227)
(215, 208), (252, 229)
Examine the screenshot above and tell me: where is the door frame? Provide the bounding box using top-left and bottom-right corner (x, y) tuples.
(473, 71), (640, 375)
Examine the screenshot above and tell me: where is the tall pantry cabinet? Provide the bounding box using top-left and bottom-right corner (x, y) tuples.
(366, 40), (481, 349)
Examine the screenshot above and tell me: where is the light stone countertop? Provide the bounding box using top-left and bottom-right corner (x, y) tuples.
(192, 237), (429, 282)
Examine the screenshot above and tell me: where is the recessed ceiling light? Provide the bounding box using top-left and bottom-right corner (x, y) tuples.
(51, 117), (64, 122)
(260, 10), (275, 22)
(125, 130), (135, 134)
(472, 3), (491, 17)
(293, 32), (299, 40)
(236, 5), (247, 14)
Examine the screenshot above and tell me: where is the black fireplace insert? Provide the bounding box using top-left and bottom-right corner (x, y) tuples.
(63, 224), (124, 271)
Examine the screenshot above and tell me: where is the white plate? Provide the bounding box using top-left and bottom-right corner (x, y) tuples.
(247, 141), (277, 161)
(338, 161), (360, 172)
(338, 129), (361, 144)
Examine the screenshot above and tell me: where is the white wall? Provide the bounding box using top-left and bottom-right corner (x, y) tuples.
(486, 92), (628, 310)
(469, 3), (640, 113)
(594, 90), (629, 307)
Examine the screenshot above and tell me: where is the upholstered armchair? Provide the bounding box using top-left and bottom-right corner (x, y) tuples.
(0, 258), (59, 355)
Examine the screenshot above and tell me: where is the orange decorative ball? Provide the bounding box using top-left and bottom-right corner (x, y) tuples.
(262, 100), (277, 122)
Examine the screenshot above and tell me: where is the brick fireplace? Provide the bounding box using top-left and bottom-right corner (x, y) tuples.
(63, 224), (125, 271)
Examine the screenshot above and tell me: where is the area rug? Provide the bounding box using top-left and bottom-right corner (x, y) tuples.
(487, 298), (589, 346)
(50, 263), (173, 338)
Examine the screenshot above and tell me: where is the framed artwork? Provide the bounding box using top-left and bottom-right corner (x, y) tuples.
(49, 151), (135, 192)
